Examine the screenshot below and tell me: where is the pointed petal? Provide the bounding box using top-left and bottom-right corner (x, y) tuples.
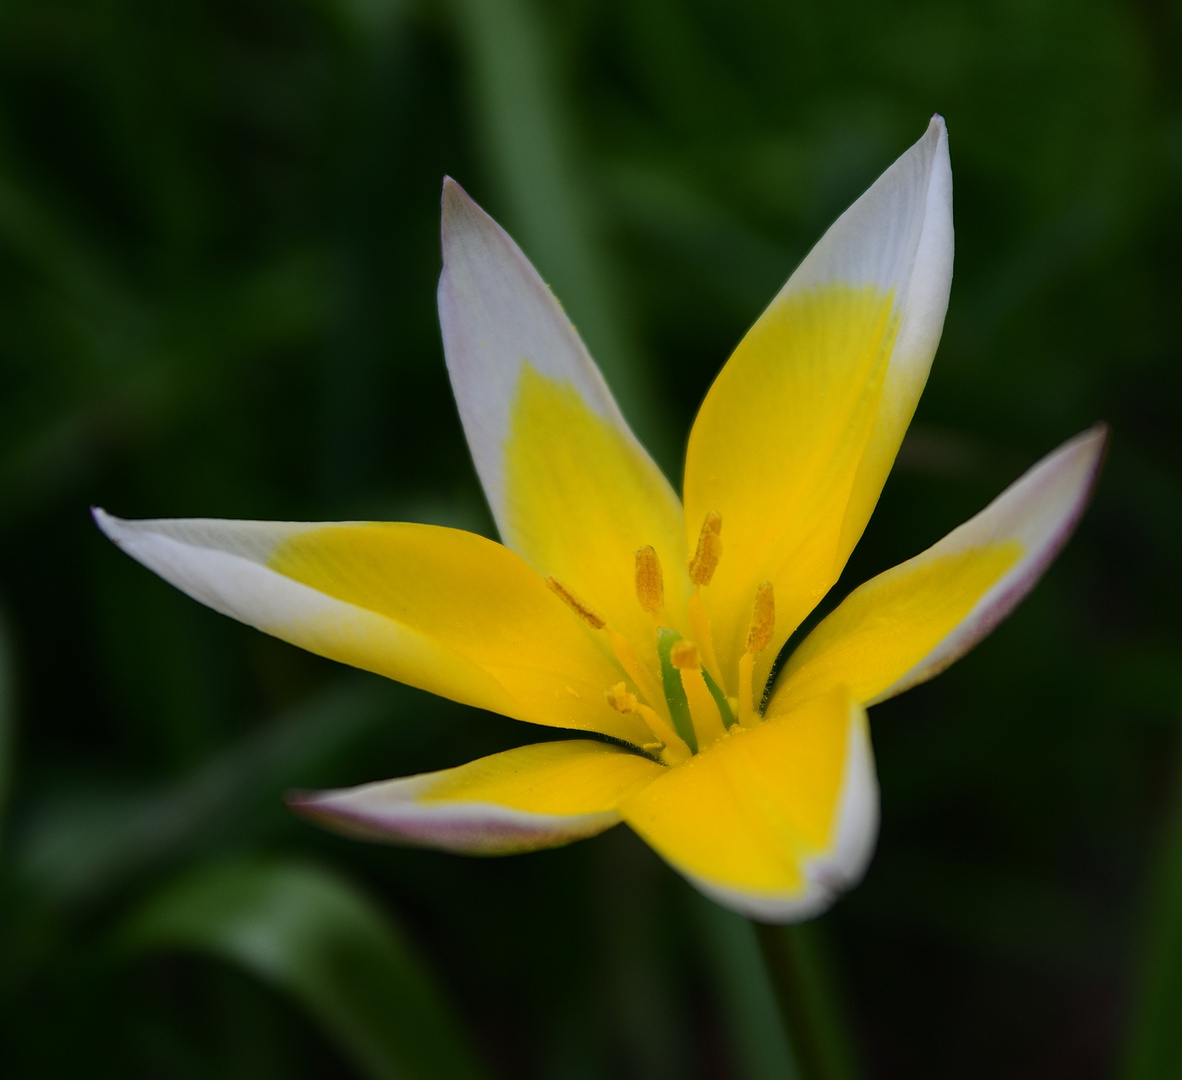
(683, 117), (953, 689)
(93, 511), (653, 745)
(438, 179), (689, 651)
(289, 740), (666, 855)
(620, 687), (878, 922)
(771, 425), (1107, 713)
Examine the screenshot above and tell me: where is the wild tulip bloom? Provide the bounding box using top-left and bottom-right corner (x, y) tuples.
(95, 117), (1105, 921)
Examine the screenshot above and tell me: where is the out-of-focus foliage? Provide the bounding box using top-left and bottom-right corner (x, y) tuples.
(121, 857), (487, 1080)
(0, 0), (1179, 1077)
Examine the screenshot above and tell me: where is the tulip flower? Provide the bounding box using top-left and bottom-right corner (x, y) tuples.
(95, 117), (1105, 921)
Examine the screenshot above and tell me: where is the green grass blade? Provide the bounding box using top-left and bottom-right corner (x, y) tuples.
(120, 857), (487, 1080)
(1121, 741), (1182, 1080)
(692, 894), (801, 1080)
(0, 609), (12, 843)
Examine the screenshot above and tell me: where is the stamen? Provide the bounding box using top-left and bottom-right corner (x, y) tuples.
(687, 590), (722, 682)
(671, 640), (726, 747)
(606, 628), (665, 714)
(738, 581), (775, 728)
(606, 682), (690, 765)
(605, 682), (637, 714)
(634, 546), (664, 615)
(688, 511), (722, 586)
(746, 580), (775, 654)
(544, 574), (685, 757)
(545, 575), (605, 629)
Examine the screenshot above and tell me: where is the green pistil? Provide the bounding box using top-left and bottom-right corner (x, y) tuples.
(701, 666), (737, 728)
(656, 627), (698, 754)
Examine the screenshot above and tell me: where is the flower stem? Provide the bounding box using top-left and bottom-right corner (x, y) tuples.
(753, 921), (864, 1080)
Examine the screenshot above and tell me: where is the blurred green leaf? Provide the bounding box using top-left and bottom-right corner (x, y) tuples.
(14, 678), (401, 905)
(605, 158), (795, 316)
(1121, 732), (1182, 1080)
(0, 607), (12, 840)
(312, 0), (406, 46)
(120, 857), (487, 1080)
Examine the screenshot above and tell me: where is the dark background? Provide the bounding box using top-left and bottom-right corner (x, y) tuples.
(1, 0), (1180, 1077)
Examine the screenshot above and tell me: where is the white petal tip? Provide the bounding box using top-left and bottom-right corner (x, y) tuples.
(1077, 420), (1111, 457)
(440, 177), (489, 248)
(1034, 422), (1110, 517)
(440, 174), (464, 204)
(928, 115), (949, 165)
(288, 781), (619, 857)
(92, 506), (125, 543)
(862, 422), (1109, 705)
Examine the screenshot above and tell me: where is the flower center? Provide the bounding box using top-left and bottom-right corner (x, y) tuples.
(545, 513), (776, 764)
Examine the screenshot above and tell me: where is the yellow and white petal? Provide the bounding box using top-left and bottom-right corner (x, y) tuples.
(93, 511), (653, 745)
(620, 687), (877, 922)
(770, 425), (1108, 713)
(683, 117), (953, 689)
(288, 740), (666, 855)
(438, 179), (689, 651)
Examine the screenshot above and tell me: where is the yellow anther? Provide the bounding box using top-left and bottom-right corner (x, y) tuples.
(634, 545), (664, 614)
(607, 681), (690, 764)
(606, 682), (638, 714)
(545, 576), (605, 630)
(688, 511), (722, 586)
(670, 640), (700, 670)
(746, 580), (775, 654)
(738, 581), (776, 729)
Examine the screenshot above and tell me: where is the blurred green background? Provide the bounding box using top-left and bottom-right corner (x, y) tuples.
(1, 0), (1180, 1077)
